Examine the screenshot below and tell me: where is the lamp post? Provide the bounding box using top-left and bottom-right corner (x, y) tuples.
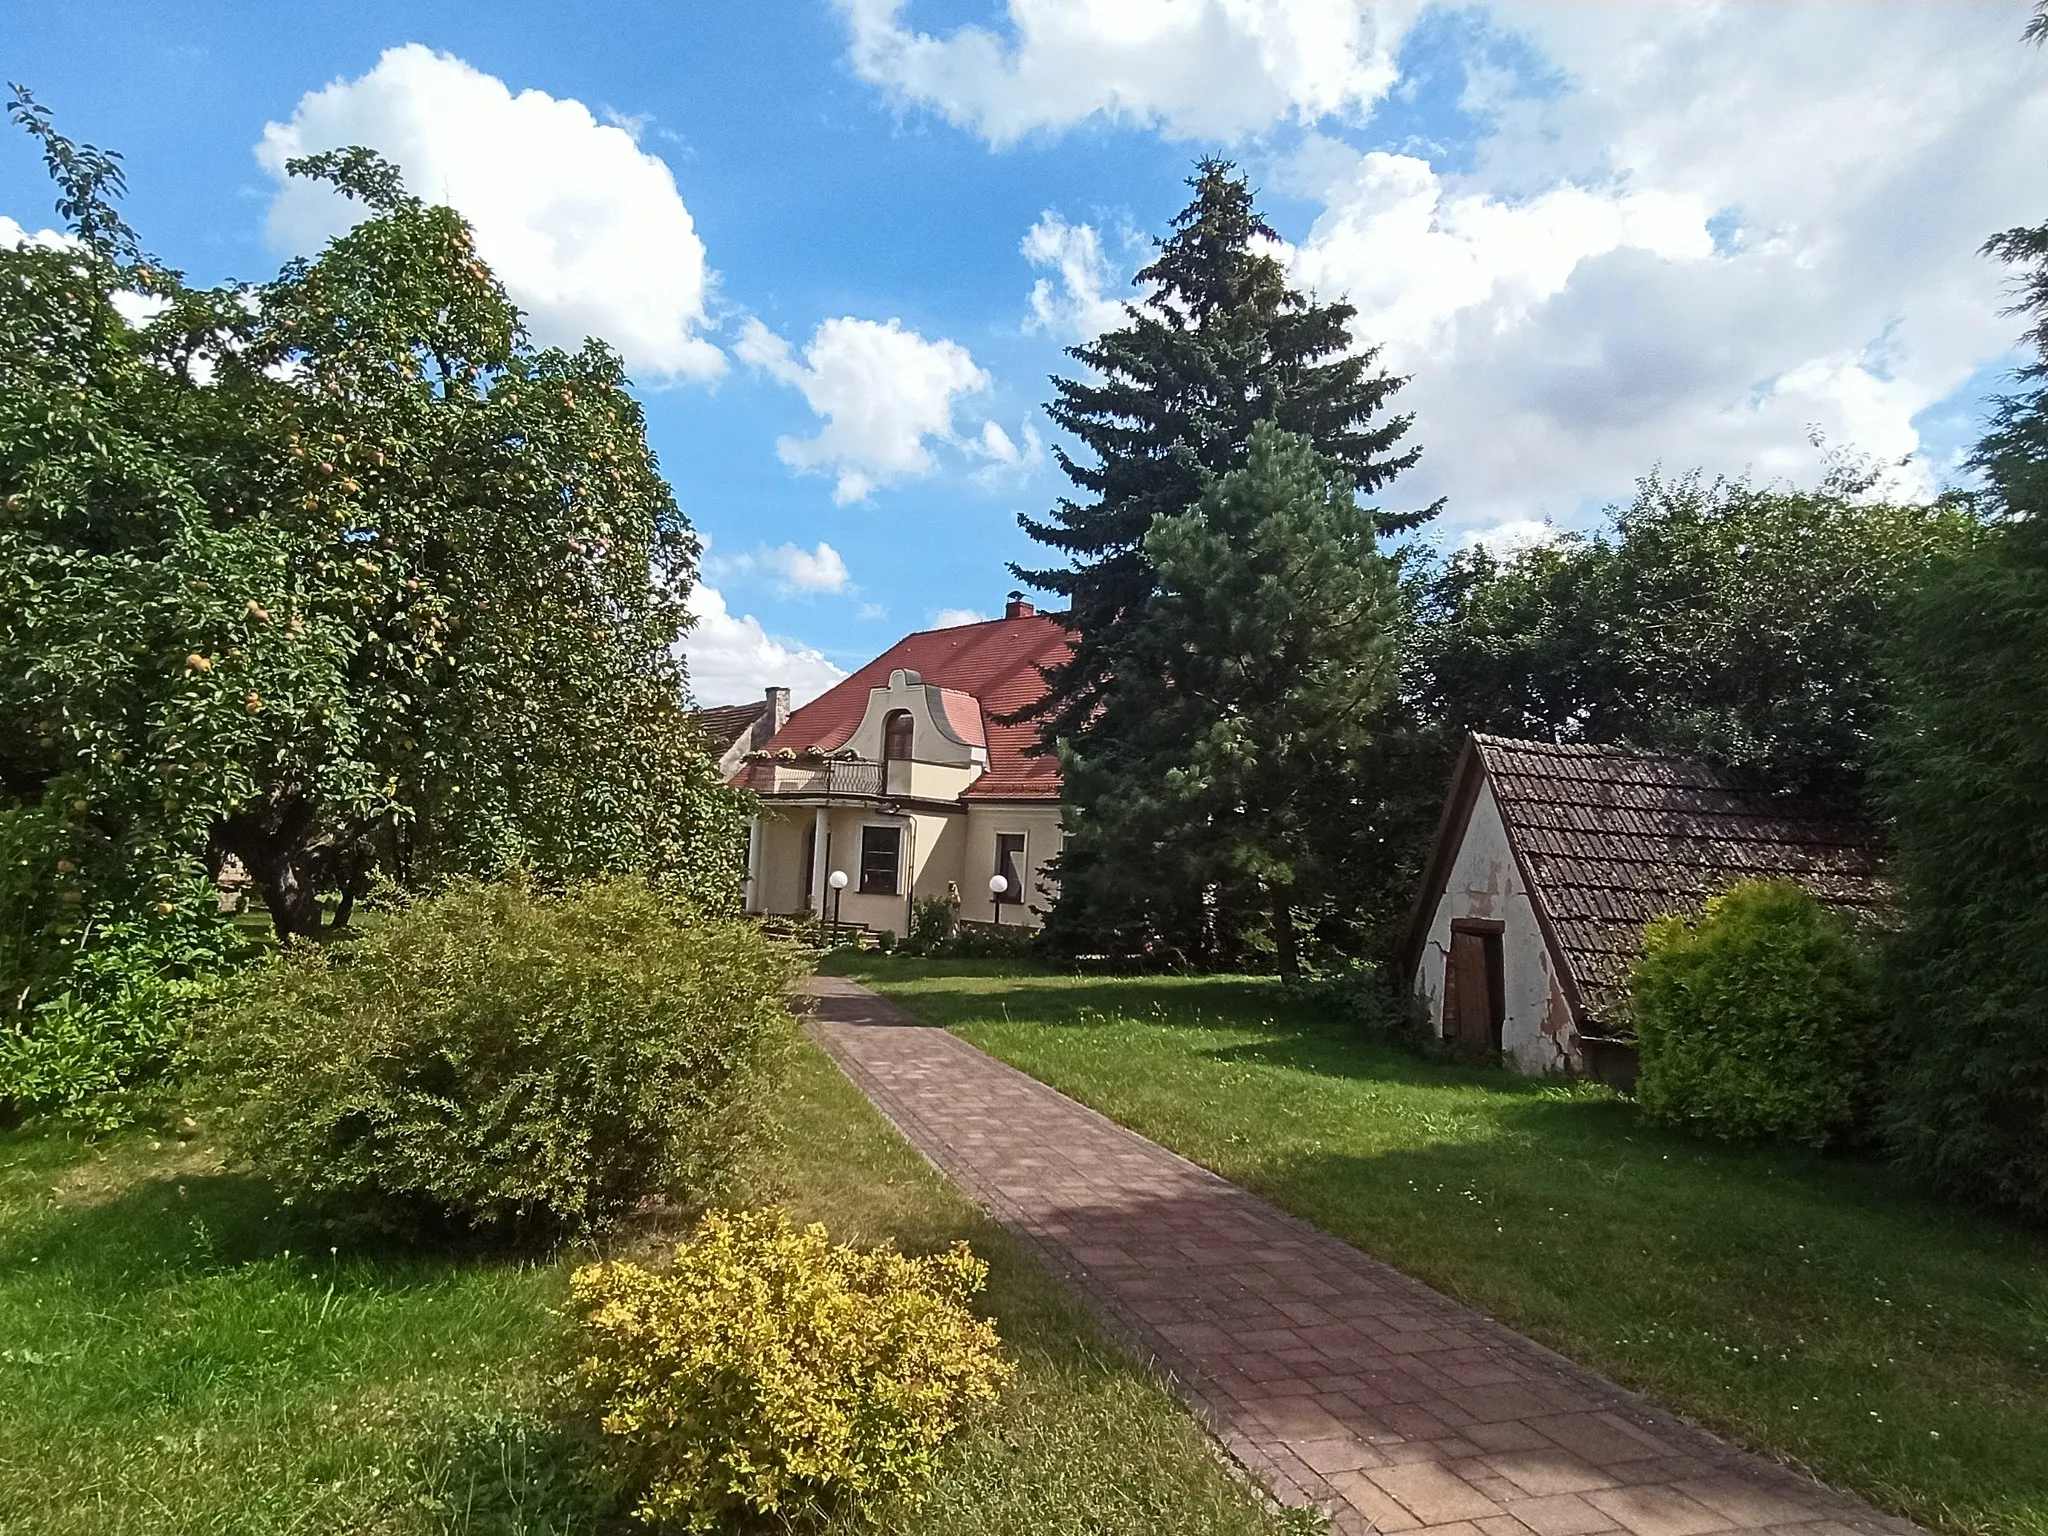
(989, 872), (1009, 926)
(828, 869), (849, 944)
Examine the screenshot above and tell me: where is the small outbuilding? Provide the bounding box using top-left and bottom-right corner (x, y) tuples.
(1399, 734), (1884, 1082)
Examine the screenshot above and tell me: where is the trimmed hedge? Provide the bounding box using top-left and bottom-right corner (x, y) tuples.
(211, 877), (791, 1240)
(1632, 880), (1880, 1148)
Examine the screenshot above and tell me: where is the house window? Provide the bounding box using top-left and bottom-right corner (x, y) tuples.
(883, 710), (914, 762)
(992, 832), (1026, 903)
(859, 825), (902, 895)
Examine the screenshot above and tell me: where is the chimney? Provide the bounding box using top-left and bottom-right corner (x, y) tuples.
(756, 686), (790, 746)
(1004, 590), (1035, 620)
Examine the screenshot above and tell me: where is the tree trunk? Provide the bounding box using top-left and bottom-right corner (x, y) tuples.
(213, 796), (329, 944)
(1272, 892), (1300, 983)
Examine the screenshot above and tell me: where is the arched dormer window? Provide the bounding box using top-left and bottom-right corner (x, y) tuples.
(883, 710), (914, 763)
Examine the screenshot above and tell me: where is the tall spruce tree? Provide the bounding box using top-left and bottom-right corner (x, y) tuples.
(1018, 159), (1434, 741)
(1020, 161), (1434, 961)
(1054, 422), (1398, 974)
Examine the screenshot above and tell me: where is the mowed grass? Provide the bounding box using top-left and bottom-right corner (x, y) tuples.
(825, 956), (2048, 1536)
(0, 1020), (1299, 1536)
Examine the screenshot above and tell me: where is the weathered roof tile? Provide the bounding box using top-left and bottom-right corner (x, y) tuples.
(1470, 734), (1885, 1028)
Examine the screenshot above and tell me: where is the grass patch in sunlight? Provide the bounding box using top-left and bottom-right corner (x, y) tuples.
(828, 955), (2048, 1536)
(0, 1007), (1303, 1536)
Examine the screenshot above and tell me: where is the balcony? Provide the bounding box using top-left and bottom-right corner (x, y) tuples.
(740, 756), (887, 799)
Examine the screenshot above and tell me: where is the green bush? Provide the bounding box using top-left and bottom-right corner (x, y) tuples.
(944, 919), (1040, 960)
(211, 877), (792, 1240)
(904, 895), (957, 956)
(3, 796), (253, 1125)
(1, 920), (248, 1128)
(1632, 880), (1880, 1148)
(572, 1207), (1012, 1531)
(1878, 508), (2048, 1220)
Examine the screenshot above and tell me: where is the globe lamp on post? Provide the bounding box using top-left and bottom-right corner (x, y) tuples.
(828, 869), (849, 943)
(989, 872), (1009, 926)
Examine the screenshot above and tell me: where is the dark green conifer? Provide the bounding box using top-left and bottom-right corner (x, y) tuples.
(1019, 162), (1432, 962)
(1016, 159), (1435, 745)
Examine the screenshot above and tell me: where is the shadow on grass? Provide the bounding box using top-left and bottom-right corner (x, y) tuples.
(0, 1165), (590, 1294)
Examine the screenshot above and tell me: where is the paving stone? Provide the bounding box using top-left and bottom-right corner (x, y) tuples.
(1370, 1461), (1506, 1523)
(1488, 1447), (1623, 1497)
(801, 976), (1926, 1536)
(1506, 1492), (1629, 1536)
(1586, 1485), (1738, 1536)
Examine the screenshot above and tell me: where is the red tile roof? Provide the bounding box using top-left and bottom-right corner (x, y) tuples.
(740, 612), (1070, 800)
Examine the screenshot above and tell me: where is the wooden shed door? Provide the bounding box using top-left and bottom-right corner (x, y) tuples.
(1445, 927), (1505, 1053)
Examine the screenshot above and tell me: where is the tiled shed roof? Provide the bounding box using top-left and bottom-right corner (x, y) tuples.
(1410, 734), (1886, 1031)
(691, 699), (769, 756)
(740, 612), (1071, 801)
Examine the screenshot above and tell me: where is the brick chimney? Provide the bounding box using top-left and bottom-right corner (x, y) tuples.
(754, 686), (790, 747)
(1004, 590), (1035, 620)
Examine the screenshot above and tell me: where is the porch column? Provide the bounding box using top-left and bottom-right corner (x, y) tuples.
(743, 814), (763, 913)
(811, 805), (831, 919)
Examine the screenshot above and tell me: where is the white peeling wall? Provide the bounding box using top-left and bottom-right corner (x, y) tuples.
(1412, 780), (1583, 1075)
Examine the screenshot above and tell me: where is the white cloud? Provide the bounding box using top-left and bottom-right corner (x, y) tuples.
(761, 540), (851, 593)
(713, 540), (853, 594)
(684, 584), (845, 707)
(0, 216), (74, 253)
(1023, 212), (1129, 339)
(1282, 3), (2048, 532)
(737, 315), (990, 502)
(931, 607), (990, 628)
(839, 0), (1425, 145)
(967, 418), (1047, 484)
(1460, 517), (1561, 556)
(258, 45), (722, 381)
(858, 602), (889, 620)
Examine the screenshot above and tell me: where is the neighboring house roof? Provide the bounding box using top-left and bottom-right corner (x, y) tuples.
(745, 612), (1072, 800)
(692, 700), (770, 757)
(1402, 733), (1886, 1033)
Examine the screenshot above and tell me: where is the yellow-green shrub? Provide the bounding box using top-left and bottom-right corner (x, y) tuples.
(572, 1208), (1013, 1531)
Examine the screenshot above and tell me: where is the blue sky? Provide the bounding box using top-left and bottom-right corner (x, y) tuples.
(4, 2), (2045, 704)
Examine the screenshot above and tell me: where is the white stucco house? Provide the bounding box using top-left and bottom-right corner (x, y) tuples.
(728, 595), (1071, 938)
(1400, 734), (1883, 1083)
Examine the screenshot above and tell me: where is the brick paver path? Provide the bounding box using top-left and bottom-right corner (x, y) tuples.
(803, 975), (1925, 1536)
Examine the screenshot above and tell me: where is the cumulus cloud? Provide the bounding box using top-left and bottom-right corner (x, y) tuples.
(0, 216), (73, 253)
(737, 315), (990, 502)
(967, 418), (1047, 485)
(931, 607), (991, 628)
(258, 45), (722, 381)
(712, 540), (853, 595)
(1281, 3), (2048, 532)
(684, 584), (845, 706)
(1461, 517), (1562, 556)
(839, 0), (1424, 144)
(1023, 212), (1129, 338)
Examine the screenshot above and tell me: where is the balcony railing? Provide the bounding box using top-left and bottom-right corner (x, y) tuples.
(740, 757), (887, 798)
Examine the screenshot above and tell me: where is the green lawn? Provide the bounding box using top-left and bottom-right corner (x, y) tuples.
(0, 1023), (1301, 1536)
(826, 956), (2048, 1536)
